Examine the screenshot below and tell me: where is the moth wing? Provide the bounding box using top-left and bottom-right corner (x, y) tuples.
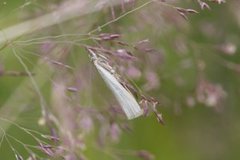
(94, 62), (143, 119)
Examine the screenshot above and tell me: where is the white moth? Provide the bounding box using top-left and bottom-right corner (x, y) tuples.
(88, 49), (143, 119)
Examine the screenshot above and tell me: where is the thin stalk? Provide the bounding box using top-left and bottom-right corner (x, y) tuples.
(0, 0), (123, 45)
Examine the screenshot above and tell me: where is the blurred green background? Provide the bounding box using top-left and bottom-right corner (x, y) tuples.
(0, 0), (240, 159)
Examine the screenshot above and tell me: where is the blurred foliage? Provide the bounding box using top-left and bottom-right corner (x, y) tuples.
(0, 0), (240, 159)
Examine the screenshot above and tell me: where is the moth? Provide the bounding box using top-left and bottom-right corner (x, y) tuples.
(87, 48), (143, 119)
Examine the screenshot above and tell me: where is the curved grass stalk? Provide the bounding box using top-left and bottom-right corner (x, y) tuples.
(0, 0), (124, 45)
(0, 46), (64, 137)
(0, 0), (132, 137)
